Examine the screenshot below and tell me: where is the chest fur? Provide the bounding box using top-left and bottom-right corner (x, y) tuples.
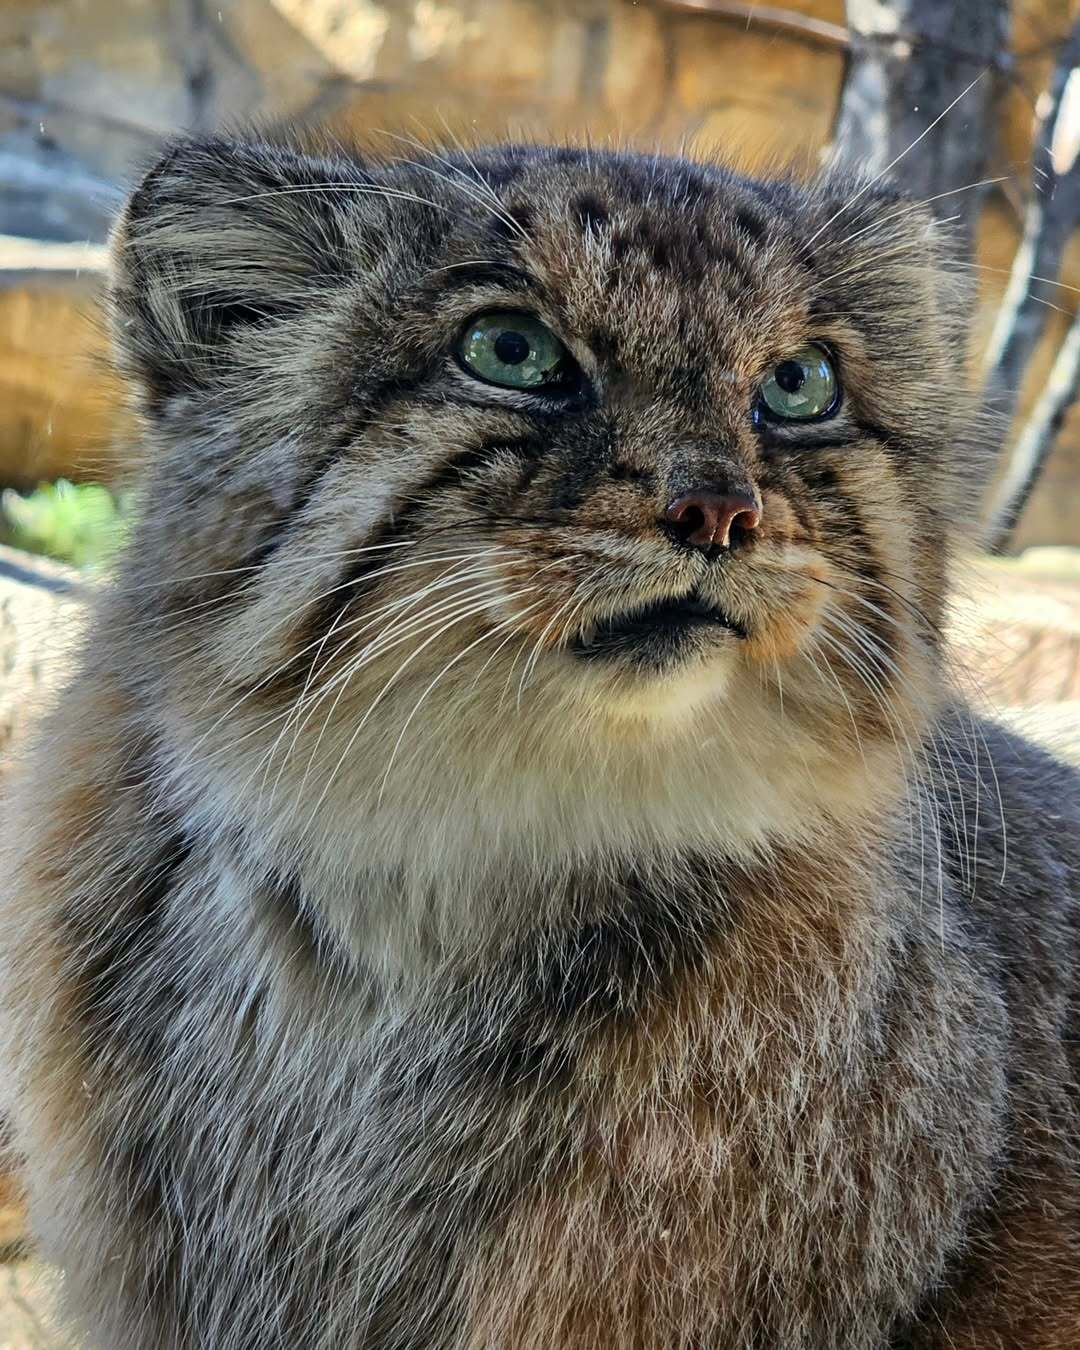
(106, 901), (1004, 1350)
(446, 943), (1003, 1350)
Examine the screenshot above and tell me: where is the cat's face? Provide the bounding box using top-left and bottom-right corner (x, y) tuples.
(109, 139), (972, 865)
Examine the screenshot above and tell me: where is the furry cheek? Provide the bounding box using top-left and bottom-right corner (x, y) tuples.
(741, 559), (831, 667)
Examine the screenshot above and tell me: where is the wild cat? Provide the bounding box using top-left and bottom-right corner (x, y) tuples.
(0, 135), (1078, 1349)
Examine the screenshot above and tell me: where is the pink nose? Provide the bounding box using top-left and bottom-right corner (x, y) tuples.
(662, 491), (761, 553)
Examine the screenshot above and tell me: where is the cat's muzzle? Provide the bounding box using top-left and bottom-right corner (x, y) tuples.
(570, 589), (747, 669)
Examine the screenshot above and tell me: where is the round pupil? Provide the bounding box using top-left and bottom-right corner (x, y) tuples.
(492, 330), (531, 366)
(775, 360), (806, 394)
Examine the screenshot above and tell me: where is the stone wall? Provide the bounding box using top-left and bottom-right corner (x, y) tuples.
(1, 0), (1078, 546)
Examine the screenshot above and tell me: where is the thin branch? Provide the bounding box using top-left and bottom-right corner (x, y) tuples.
(830, 0), (1010, 245)
(979, 15), (1080, 453)
(0, 89), (160, 142)
(987, 307), (1080, 550)
(654, 0), (848, 48)
(0, 235), (108, 273)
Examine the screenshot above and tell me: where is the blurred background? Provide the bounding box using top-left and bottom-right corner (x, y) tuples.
(0, 0), (1078, 563)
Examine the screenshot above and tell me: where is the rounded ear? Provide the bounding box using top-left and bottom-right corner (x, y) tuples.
(809, 172), (974, 327)
(109, 136), (366, 413)
(811, 171), (970, 268)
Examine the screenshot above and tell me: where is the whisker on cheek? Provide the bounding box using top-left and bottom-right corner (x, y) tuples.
(286, 573), (522, 790)
(516, 586), (590, 708)
(376, 597), (549, 804)
(152, 542), (509, 644)
(125, 537), (422, 595)
(177, 559), (520, 791)
(180, 555), (514, 764)
(299, 584), (541, 836)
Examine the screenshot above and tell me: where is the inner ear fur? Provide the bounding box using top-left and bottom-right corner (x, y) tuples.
(108, 136), (366, 411)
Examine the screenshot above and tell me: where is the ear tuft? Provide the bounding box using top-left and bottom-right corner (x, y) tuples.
(109, 136), (365, 413)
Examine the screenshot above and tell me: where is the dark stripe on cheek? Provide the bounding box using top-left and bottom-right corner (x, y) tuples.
(240, 446), (350, 576)
(762, 426), (867, 452)
(852, 418), (918, 461)
(800, 461), (897, 671)
(240, 380), (424, 577)
(333, 438), (539, 585)
(761, 419), (913, 461)
(277, 439), (540, 677)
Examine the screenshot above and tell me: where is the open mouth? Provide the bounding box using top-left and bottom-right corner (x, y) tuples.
(570, 590), (748, 664)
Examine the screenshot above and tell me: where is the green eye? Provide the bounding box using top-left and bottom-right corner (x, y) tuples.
(759, 344), (838, 420)
(458, 311), (572, 390)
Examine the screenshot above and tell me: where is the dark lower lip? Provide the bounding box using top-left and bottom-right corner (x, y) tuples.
(570, 591), (747, 665)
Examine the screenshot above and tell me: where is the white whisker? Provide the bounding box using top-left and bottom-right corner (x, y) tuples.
(807, 71), (987, 248)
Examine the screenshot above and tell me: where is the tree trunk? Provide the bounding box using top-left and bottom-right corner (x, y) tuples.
(833, 0), (1010, 246)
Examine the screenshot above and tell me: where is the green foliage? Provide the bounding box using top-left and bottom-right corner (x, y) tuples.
(0, 480), (131, 571)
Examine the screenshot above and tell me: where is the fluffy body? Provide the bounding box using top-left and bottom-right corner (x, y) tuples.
(1, 138), (1078, 1349)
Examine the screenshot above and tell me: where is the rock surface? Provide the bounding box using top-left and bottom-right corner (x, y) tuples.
(950, 548), (1080, 707)
(0, 547), (85, 1340)
(0, 544), (87, 775)
(0, 1260), (67, 1350)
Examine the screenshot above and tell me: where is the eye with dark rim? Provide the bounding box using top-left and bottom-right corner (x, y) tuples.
(756, 343), (840, 423)
(456, 310), (581, 394)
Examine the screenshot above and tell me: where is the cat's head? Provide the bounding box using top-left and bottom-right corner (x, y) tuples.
(108, 137), (973, 872)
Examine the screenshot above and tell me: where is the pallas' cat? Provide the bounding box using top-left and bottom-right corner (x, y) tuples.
(2, 138), (1078, 1349)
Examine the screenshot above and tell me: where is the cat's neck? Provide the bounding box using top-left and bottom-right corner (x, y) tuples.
(135, 643), (940, 977)
(193, 762), (911, 986)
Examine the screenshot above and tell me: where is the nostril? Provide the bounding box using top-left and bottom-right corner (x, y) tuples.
(669, 502), (706, 540)
(662, 491), (761, 553)
(728, 505), (760, 544)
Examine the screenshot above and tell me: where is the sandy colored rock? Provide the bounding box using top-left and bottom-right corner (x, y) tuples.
(1009, 383), (1080, 553)
(0, 545), (90, 1317)
(0, 1261), (67, 1350)
(996, 700), (1080, 766)
(216, 0), (344, 122)
(0, 545), (88, 774)
(457, 0), (553, 99)
(603, 4), (668, 127)
(0, 265), (128, 490)
(0, 0), (192, 135)
(673, 11), (842, 134)
(950, 549), (1080, 708)
(0, 1167), (26, 1260)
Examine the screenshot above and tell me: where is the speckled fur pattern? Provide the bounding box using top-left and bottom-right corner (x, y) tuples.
(1, 137), (1078, 1349)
